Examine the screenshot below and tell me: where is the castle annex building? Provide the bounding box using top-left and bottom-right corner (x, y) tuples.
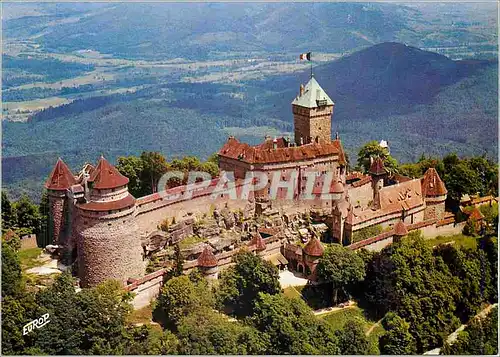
(45, 76), (454, 289)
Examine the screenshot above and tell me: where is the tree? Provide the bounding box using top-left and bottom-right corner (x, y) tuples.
(250, 292), (339, 354)
(29, 274), (134, 355)
(37, 191), (51, 248)
(2, 242), (22, 298)
(357, 140), (398, 174)
(336, 319), (370, 355)
(122, 325), (178, 355)
(444, 162), (482, 202)
(316, 244), (365, 305)
(139, 151), (168, 194)
(216, 250), (281, 317)
(157, 275), (214, 328)
(364, 236), (461, 352)
(478, 237), (498, 302)
(434, 244), (489, 321)
(379, 312), (417, 355)
(442, 307), (498, 355)
(1, 294), (39, 355)
(163, 244), (184, 282)
(116, 156), (144, 197)
(176, 308), (267, 355)
(14, 195), (41, 235)
(2, 191), (17, 231)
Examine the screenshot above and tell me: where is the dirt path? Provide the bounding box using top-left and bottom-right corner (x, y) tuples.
(313, 301), (357, 316)
(423, 303), (497, 355)
(365, 317), (384, 336)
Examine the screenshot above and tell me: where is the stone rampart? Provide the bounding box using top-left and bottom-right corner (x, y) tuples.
(77, 210), (145, 287)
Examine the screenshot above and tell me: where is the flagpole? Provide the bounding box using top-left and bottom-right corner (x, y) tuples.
(310, 52), (313, 78)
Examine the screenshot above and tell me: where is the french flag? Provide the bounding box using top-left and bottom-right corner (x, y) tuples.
(299, 52), (311, 61)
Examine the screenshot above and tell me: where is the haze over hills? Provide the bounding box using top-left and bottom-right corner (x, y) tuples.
(3, 42), (497, 201)
(2, 3), (498, 201)
(4, 2), (497, 60)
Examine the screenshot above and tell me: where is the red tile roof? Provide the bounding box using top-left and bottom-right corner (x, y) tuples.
(45, 158), (77, 191)
(369, 157), (387, 176)
(468, 207), (484, 221)
(303, 237), (324, 257)
(471, 196), (494, 205)
(421, 168), (447, 197)
(350, 175), (372, 188)
(77, 193), (135, 212)
(218, 137), (346, 165)
(331, 181), (344, 194)
(350, 179), (424, 224)
(89, 156), (129, 190)
(197, 246), (218, 267)
(251, 233), (267, 251)
(258, 227), (280, 237)
(393, 220), (408, 236)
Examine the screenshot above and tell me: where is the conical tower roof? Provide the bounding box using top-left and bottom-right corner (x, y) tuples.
(251, 233), (267, 251)
(292, 77), (334, 108)
(345, 209), (355, 225)
(421, 168), (447, 196)
(89, 156), (129, 190)
(331, 181), (344, 194)
(45, 158), (76, 191)
(197, 246), (218, 268)
(369, 156), (387, 176)
(303, 237), (324, 257)
(393, 220), (408, 236)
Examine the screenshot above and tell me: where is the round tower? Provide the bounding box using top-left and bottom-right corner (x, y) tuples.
(197, 246), (219, 280)
(251, 232), (267, 257)
(76, 156), (144, 287)
(393, 220), (408, 243)
(421, 168), (447, 220)
(369, 156), (387, 210)
(302, 237), (324, 280)
(44, 158), (76, 246)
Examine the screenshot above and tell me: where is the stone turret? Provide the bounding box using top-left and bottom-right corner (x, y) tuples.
(251, 232), (267, 256)
(421, 168), (447, 220)
(76, 156), (144, 287)
(197, 246), (219, 280)
(45, 158), (76, 246)
(302, 237), (324, 280)
(393, 220), (408, 242)
(369, 156), (387, 210)
(292, 77), (334, 146)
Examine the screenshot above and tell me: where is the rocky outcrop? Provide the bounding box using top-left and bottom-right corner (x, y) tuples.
(142, 231), (169, 255)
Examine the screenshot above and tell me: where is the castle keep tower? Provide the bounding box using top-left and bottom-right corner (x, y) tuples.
(292, 77), (334, 146)
(76, 157), (144, 287)
(45, 158), (76, 246)
(421, 168), (447, 220)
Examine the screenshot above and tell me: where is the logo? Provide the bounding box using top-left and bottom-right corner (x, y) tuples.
(23, 313), (50, 335)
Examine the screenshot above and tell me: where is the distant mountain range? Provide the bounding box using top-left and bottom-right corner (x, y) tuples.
(3, 41), (497, 201)
(4, 3), (497, 60)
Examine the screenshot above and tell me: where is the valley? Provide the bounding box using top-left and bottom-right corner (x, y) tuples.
(2, 2), (497, 201)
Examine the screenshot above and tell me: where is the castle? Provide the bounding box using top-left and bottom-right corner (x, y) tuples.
(45, 76), (456, 289)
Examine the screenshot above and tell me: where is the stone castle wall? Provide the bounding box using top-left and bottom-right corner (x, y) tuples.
(424, 199), (446, 220)
(347, 180), (373, 209)
(77, 209), (145, 287)
(48, 194), (65, 245)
